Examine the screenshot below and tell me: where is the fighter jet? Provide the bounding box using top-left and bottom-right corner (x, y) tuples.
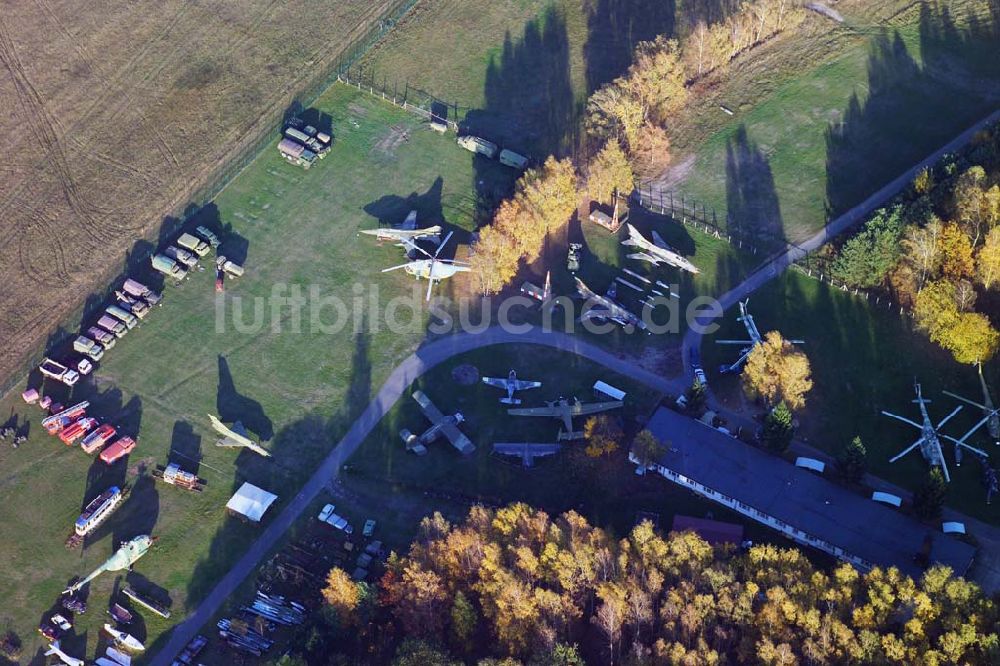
(359, 210), (443, 247)
(621, 223), (699, 274)
(45, 641), (84, 666)
(400, 390), (475, 455)
(575, 277), (646, 331)
(508, 397), (623, 436)
(209, 414), (271, 458)
(65, 535), (154, 594)
(482, 369), (542, 405)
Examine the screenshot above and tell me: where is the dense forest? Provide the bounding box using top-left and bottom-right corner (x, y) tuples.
(278, 504), (999, 665)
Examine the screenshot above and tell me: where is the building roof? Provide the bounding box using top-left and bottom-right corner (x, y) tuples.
(646, 407), (975, 578)
(226, 482), (277, 523)
(671, 515), (744, 545)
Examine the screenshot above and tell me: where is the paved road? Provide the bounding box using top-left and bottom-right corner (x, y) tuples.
(680, 108), (1000, 374)
(150, 327), (684, 665)
(154, 111), (1000, 663)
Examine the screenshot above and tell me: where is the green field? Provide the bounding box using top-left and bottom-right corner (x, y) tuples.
(670, 0), (1000, 244)
(0, 82), (516, 661)
(702, 271), (1000, 523)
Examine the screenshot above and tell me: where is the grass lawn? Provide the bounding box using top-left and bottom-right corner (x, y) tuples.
(0, 82), (518, 662)
(670, 0), (1000, 244)
(701, 270), (1000, 524)
(340, 343), (811, 545)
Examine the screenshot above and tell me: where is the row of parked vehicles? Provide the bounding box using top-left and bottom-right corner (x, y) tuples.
(37, 277), (163, 387)
(277, 117), (332, 169)
(39, 400), (137, 464)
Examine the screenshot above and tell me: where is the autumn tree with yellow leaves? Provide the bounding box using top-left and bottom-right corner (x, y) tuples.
(742, 330), (813, 410)
(470, 157), (577, 294)
(318, 504), (999, 665)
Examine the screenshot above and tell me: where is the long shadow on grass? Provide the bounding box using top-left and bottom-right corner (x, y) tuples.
(725, 124), (785, 251)
(825, 3), (1000, 217)
(583, 0), (677, 93)
(461, 6), (573, 221)
(175, 322), (372, 631)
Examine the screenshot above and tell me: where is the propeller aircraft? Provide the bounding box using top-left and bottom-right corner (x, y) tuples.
(482, 369), (542, 405)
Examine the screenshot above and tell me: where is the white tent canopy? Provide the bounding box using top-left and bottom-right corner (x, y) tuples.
(226, 482), (277, 522)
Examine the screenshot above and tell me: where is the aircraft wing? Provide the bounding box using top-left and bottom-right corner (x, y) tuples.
(651, 229), (671, 250)
(574, 400), (624, 416)
(481, 377), (508, 389)
(508, 406), (560, 417)
(439, 421), (475, 454)
(511, 380), (542, 391)
(626, 252), (661, 265)
(412, 391), (445, 424)
(209, 414), (253, 446)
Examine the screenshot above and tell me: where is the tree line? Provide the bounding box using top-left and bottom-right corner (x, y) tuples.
(472, 0), (811, 295)
(824, 128), (1000, 366)
(293, 503), (999, 665)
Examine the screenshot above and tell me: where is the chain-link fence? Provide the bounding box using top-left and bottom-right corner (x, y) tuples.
(2, 0), (420, 398)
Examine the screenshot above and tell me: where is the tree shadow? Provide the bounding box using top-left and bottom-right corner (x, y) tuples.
(825, 3), (1000, 217)
(363, 177), (445, 229)
(725, 124), (785, 249)
(584, 0), (677, 93)
(217, 355), (273, 442)
(464, 6), (574, 159)
(178, 322), (372, 614)
(169, 420), (202, 475)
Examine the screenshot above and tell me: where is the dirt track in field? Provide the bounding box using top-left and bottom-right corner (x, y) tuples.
(0, 0), (390, 387)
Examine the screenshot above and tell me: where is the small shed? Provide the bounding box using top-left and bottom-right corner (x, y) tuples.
(226, 482), (277, 523)
(671, 515), (744, 546)
(594, 380), (626, 401)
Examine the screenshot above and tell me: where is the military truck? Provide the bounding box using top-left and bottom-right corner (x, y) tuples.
(106, 305), (138, 330)
(122, 278), (162, 306)
(177, 232), (211, 257)
(152, 253), (187, 280)
(97, 315), (127, 338)
(499, 149), (529, 170)
(87, 326), (117, 350)
(277, 138), (316, 168)
(284, 127), (329, 157)
(164, 245), (198, 268)
(194, 226), (221, 249)
(73, 336), (105, 361)
(457, 135), (498, 159)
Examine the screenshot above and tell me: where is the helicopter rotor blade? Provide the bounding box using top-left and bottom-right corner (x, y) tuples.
(382, 262), (412, 273)
(434, 231), (455, 259)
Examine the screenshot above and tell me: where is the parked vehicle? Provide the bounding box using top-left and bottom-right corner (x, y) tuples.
(115, 291), (150, 319)
(457, 135), (498, 159)
(122, 278), (162, 306)
(76, 358), (94, 375)
(277, 138), (316, 168)
(97, 315), (127, 338)
(100, 436), (136, 464)
(151, 253), (187, 280)
(177, 232), (211, 257)
(164, 245), (198, 268)
(499, 149), (529, 170)
(284, 127), (328, 157)
(73, 336), (105, 361)
(106, 305), (138, 329)
(318, 503), (353, 533)
(216, 256), (244, 277)
(194, 225), (221, 248)
(87, 326), (117, 350)
(59, 418), (97, 445)
(39, 358), (80, 386)
(81, 424), (117, 454)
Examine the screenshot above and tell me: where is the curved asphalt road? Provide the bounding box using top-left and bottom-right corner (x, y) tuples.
(150, 327), (683, 665)
(154, 110), (1000, 663)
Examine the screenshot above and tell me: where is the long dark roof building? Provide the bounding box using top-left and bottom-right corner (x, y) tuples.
(638, 407), (975, 579)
